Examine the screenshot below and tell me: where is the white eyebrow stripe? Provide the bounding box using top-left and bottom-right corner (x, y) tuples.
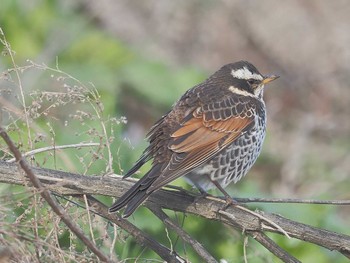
(228, 86), (256, 97)
(231, 67), (263, 80)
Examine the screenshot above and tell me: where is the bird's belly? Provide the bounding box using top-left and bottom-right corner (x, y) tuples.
(185, 121), (266, 191)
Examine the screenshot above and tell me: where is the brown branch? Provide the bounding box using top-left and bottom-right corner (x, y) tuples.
(83, 196), (184, 263)
(0, 127), (112, 263)
(148, 205), (217, 263)
(0, 160), (350, 260)
(249, 232), (300, 263)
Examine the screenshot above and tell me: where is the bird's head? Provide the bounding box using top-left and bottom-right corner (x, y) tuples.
(222, 61), (279, 98)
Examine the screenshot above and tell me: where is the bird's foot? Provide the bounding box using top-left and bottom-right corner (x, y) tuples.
(222, 195), (239, 210)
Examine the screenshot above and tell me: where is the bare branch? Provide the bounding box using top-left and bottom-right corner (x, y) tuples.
(0, 160), (350, 260)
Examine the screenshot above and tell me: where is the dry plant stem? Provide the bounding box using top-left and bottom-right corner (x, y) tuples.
(217, 210), (297, 261)
(214, 202), (290, 239)
(84, 196), (184, 263)
(26, 60), (114, 174)
(148, 206), (217, 263)
(243, 236), (248, 263)
(7, 143), (100, 163)
(0, 28), (32, 149)
(83, 194), (96, 245)
(0, 127), (113, 263)
(1, 161), (350, 260)
(250, 232), (301, 263)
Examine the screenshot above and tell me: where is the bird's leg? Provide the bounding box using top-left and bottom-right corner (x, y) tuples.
(196, 185), (210, 197)
(210, 179), (239, 208)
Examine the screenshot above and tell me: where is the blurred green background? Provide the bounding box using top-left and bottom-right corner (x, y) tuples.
(0, 0), (349, 262)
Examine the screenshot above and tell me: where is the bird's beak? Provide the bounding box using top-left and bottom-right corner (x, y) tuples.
(262, 75), (279, 84)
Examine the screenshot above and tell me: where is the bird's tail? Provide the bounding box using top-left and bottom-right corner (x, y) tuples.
(109, 167), (159, 218)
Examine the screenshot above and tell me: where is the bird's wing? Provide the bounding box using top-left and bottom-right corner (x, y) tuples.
(147, 96), (256, 193)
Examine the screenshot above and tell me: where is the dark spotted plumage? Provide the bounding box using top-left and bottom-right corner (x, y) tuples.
(109, 61), (279, 217)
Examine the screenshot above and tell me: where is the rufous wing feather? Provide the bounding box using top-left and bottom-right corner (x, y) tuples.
(147, 105), (254, 192)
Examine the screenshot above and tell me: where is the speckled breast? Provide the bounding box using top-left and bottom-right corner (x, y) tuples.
(185, 111), (266, 191)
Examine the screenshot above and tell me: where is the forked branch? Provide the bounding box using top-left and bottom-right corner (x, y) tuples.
(0, 155), (350, 261)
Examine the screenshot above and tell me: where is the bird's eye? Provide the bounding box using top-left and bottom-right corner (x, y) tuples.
(247, 79), (256, 85)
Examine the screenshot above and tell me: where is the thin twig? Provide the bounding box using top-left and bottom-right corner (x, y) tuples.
(83, 194), (96, 245)
(236, 206), (291, 239)
(243, 236), (248, 263)
(218, 208), (291, 239)
(205, 194), (292, 239)
(169, 186), (350, 205)
(7, 143), (100, 163)
(234, 197), (350, 205)
(0, 127), (113, 263)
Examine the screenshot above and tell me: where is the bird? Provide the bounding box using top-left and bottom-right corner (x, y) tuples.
(109, 61), (279, 218)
